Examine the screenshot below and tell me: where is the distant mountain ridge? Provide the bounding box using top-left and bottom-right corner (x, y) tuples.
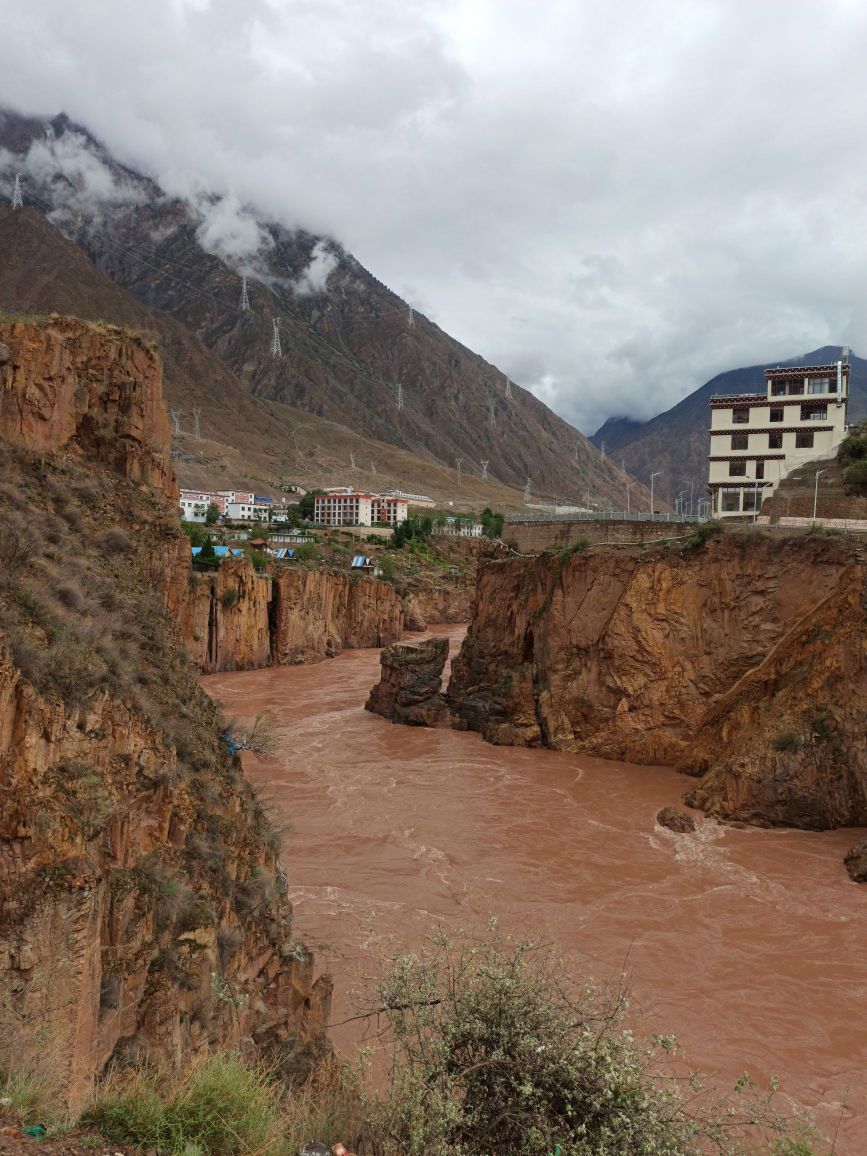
(0, 107), (648, 510)
(590, 348), (867, 507)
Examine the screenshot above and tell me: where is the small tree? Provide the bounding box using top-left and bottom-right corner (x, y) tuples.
(298, 489), (325, 520)
(204, 503), (220, 525)
(199, 536), (216, 560)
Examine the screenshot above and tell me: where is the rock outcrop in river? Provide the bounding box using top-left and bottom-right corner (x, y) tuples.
(365, 636), (450, 725)
(0, 319), (329, 1109)
(448, 533), (867, 830)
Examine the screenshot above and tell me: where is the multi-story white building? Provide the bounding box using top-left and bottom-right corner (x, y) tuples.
(179, 489), (227, 521)
(314, 488), (409, 527)
(708, 358), (850, 519)
(226, 500), (274, 522)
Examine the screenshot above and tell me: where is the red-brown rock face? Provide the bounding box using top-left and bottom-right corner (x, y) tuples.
(0, 319), (329, 1110)
(365, 636), (450, 726)
(270, 569), (404, 666)
(448, 535), (867, 829)
(0, 317), (176, 504)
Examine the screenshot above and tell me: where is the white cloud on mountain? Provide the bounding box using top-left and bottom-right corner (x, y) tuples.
(2, 0), (867, 437)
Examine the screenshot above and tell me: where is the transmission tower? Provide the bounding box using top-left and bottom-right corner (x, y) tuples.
(192, 407), (201, 441)
(169, 410), (183, 436)
(239, 276), (251, 312)
(600, 441), (606, 461)
(395, 382), (404, 410)
(456, 458), (463, 487)
(350, 450), (357, 470)
(523, 477), (531, 505)
(574, 442), (580, 464)
(480, 460), (489, 480)
(488, 399), (496, 428)
(407, 305), (414, 327)
(504, 375), (513, 399)
(270, 318), (282, 358)
(370, 460), (377, 476)
(11, 174), (23, 210)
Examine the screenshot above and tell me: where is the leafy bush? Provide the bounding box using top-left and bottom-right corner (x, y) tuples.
(843, 459), (867, 490)
(361, 924), (811, 1155)
(296, 541), (319, 562)
(100, 527), (131, 554)
(683, 519), (724, 551)
(220, 588), (240, 609)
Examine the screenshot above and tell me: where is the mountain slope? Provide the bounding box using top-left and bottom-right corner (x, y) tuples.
(0, 109), (648, 510)
(0, 204), (542, 511)
(590, 349), (867, 506)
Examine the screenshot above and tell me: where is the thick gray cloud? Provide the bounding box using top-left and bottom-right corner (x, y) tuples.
(3, 0), (867, 433)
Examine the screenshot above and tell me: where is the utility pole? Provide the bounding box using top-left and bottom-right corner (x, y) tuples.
(395, 383), (404, 410)
(270, 318), (282, 358)
(524, 477), (531, 505)
(11, 173), (23, 210)
(505, 376), (513, 399)
(192, 407), (201, 440)
(456, 458), (463, 487)
(480, 460), (489, 480)
(625, 478), (634, 515)
(650, 471), (661, 515)
(169, 409), (183, 436)
(813, 469), (827, 521)
(239, 276), (251, 312)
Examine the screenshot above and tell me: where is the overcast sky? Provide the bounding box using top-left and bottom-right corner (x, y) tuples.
(3, 0), (867, 434)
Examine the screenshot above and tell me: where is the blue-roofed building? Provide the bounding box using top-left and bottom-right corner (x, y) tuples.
(351, 555), (375, 570)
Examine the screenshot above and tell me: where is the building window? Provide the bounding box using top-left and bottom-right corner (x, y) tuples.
(755, 462), (765, 479)
(769, 408), (784, 422)
(722, 492), (740, 512)
(768, 432), (783, 449)
(808, 377), (830, 394)
(771, 383), (787, 397)
(742, 490), (760, 511)
(795, 431), (814, 449)
(805, 406), (824, 422)
(729, 461), (747, 477)
(731, 434), (748, 450)
(732, 409), (749, 423)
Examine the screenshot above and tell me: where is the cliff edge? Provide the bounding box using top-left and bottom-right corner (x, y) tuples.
(0, 318), (329, 1110)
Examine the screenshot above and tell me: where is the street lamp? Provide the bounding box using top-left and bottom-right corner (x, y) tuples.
(649, 471), (661, 517)
(813, 469), (828, 522)
(625, 478), (634, 515)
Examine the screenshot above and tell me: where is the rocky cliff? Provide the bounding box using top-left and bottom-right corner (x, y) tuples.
(365, 636), (449, 726)
(448, 532), (867, 829)
(0, 318), (329, 1109)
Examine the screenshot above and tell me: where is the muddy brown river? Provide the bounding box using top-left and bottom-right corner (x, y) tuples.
(205, 626), (865, 1150)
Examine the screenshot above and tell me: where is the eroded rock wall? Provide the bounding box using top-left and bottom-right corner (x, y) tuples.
(365, 636), (449, 725)
(448, 535), (866, 828)
(0, 318), (329, 1109)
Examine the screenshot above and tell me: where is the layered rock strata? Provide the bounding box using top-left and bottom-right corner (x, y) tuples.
(448, 535), (867, 829)
(365, 637), (450, 726)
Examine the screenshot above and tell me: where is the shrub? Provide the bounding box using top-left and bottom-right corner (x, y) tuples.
(683, 519), (724, 551)
(100, 528), (131, 554)
(87, 1054), (286, 1156)
(844, 459), (867, 489)
(296, 541), (318, 562)
(220, 588), (240, 610)
(361, 924), (811, 1155)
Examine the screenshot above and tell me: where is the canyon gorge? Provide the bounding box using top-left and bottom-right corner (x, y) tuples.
(1, 316), (865, 1150)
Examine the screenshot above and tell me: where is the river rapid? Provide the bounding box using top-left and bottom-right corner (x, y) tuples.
(205, 626), (865, 1150)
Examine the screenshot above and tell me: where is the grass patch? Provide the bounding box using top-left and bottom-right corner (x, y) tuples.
(772, 731), (803, 753)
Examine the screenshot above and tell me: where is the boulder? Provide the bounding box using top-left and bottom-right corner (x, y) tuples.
(656, 806), (696, 833)
(365, 636), (449, 726)
(844, 837), (867, 883)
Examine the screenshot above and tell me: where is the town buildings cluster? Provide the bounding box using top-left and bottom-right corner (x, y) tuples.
(313, 488), (408, 527)
(708, 357), (850, 519)
(179, 488), (275, 523)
